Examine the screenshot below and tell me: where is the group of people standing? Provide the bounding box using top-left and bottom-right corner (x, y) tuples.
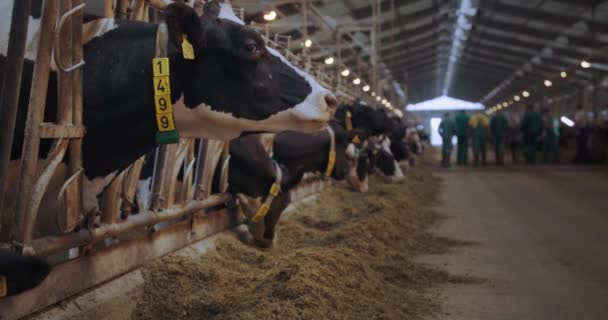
(438, 105), (563, 167)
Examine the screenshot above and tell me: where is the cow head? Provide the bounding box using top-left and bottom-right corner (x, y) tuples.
(228, 135), (303, 248)
(228, 136), (303, 198)
(166, 2), (335, 140)
(272, 121), (355, 181)
(0, 252), (51, 297)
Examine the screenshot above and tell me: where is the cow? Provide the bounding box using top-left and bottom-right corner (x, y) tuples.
(0, 252), (50, 298)
(334, 103), (404, 181)
(273, 121), (356, 181)
(1, 1), (335, 237)
(223, 135), (303, 248)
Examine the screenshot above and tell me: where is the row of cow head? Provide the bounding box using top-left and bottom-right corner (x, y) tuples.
(0, 0), (419, 298)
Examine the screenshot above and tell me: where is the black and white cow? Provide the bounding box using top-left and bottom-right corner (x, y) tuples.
(273, 121), (354, 180)
(0, 1), (335, 223)
(334, 103), (404, 181)
(224, 135), (303, 248)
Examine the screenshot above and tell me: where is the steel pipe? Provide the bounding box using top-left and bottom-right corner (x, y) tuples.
(29, 193), (232, 257)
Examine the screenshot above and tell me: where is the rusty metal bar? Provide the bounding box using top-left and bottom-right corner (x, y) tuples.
(12, 0), (60, 247)
(193, 139), (208, 200)
(39, 123), (85, 138)
(29, 193), (231, 257)
(57, 0), (74, 127)
(0, 0), (32, 236)
(150, 146), (169, 211)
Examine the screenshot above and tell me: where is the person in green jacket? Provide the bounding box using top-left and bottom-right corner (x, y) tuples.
(542, 108), (560, 164)
(438, 113), (456, 167)
(490, 112), (509, 165)
(470, 112), (490, 165)
(520, 104), (543, 164)
(454, 110), (470, 165)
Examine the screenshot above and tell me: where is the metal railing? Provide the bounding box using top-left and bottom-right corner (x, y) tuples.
(0, 2), (340, 319)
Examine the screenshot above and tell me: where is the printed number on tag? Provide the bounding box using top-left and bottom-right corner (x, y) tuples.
(155, 94), (172, 114)
(152, 58), (169, 77)
(154, 76), (171, 95)
(156, 113), (175, 131)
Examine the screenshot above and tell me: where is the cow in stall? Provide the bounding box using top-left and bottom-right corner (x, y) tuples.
(0, 1), (334, 291)
(219, 136), (303, 248)
(334, 102), (404, 182)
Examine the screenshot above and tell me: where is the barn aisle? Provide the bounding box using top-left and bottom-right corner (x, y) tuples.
(428, 166), (608, 320)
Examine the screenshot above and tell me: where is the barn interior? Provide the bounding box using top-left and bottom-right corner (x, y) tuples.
(0, 0), (607, 319)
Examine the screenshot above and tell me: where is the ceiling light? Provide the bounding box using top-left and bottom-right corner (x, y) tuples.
(371, 92), (376, 97)
(324, 57), (334, 65)
(581, 60), (591, 68)
(522, 91), (530, 98)
(304, 39), (312, 48)
(381, 99), (387, 104)
(263, 10), (277, 21)
(514, 95), (520, 101)
(376, 96), (381, 101)
(341, 69), (350, 77)
(353, 78), (361, 85)
(362, 85), (370, 92)
(502, 102), (508, 107)
(560, 71), (567, 78)
(544, 80), (552, 87)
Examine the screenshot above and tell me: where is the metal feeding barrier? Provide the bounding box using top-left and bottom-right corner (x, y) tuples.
(0, 1), (345, 319)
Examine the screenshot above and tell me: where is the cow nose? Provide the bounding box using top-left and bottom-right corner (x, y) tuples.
(324, 94), (338, 109)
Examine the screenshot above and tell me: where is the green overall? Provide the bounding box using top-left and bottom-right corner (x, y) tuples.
(520, 110), (543, 164)
(543, 115), (560, 164)
(470, 113), (489, 165)
(491, 113), (509, 165)
(439, 117), (456, 167)
(454, 112), (470, 165)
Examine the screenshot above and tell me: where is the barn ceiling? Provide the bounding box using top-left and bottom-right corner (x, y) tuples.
(232, 0), (608, 106)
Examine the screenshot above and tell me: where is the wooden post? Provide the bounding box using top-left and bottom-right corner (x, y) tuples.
(0, 0), (32, 235)
(12, 0), (60, 248)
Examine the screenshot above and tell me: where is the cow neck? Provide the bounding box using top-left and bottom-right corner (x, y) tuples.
(324, 126), (336, 178)
(80, 21), (186, 179)
(240, 162), (282, 225)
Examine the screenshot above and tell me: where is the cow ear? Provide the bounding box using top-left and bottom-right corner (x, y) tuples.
(200, 0), (221, 24)
(165, 3), (204, 56)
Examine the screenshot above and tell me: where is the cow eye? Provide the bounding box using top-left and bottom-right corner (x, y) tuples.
(245, 43), (259, 54)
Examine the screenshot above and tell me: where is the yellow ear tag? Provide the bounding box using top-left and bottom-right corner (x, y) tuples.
(0, 275), (7, 297)
(181, 35), (195, 60)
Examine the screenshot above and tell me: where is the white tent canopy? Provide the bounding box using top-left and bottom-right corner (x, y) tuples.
(406, 96), (485, 112)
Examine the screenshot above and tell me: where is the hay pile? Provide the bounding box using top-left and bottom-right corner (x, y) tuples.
(132, 165), (474, 320)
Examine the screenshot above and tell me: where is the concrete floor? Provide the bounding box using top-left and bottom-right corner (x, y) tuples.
(428, 165), (608, 320)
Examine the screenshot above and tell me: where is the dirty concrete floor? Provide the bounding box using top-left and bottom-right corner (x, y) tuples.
(427, 165), (608, 320)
